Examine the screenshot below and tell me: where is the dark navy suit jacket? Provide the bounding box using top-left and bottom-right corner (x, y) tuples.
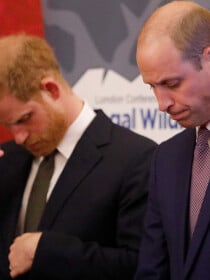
(135, 128), (210, 280)
(0, 110), (157, 280)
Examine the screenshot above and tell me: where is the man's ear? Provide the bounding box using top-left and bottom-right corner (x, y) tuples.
(40, 77), (60, 100)
(202, 46), (210, 61)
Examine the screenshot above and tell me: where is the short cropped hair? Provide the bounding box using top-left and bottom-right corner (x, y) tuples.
(138, 2), (210, 70)
(171, 5), (210, 69)
(0, 33), (61, 101)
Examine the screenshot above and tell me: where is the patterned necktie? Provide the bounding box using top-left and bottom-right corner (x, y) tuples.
(189, 127), (210, 237)
(24, 151), (56, 232)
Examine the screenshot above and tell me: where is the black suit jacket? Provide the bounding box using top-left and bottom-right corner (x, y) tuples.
(135, 128), (210, 280)
(0, 110), (157, 280)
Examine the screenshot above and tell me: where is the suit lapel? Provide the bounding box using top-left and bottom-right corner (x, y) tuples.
(184, 180), (210, 277)
(176, 158), (192, 270)
(39, 110), (111, 228)
(172, 129), (196, 272)
(183, 127), (210, 277)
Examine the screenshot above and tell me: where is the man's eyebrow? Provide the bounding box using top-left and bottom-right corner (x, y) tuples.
(0, 112), (31, 126)
(156, 77), (181, 86)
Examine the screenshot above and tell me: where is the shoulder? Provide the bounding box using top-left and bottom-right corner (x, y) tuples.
(153, 128), (196, 165)
(158, 128), (195, 149)
(94, 109), (157, 150)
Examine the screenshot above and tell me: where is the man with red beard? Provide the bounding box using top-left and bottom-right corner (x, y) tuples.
(0, 33), (157, 280)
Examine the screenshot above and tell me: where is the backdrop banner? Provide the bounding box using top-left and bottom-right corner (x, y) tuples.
(0, 0), (209, 144)
(41, 0), (210, 143)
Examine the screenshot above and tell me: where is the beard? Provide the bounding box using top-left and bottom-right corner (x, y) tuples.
(25, 103), (68, 157)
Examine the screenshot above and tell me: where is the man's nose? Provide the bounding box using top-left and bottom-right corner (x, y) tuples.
(153, 87), (174, 112)
(10, 126), (29, 145)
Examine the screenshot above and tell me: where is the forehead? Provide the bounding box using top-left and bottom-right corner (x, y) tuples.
(0, 93), (36, 124)
(137, 37), (192, 83)
(137, 36), (180, 67)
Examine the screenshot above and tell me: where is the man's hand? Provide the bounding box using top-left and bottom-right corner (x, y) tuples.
(0, 149), (4, 157)
(8, 232), (42, 278)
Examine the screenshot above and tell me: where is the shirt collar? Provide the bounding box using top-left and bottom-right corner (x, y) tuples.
(57, 102), (96, 159)
(196, 122), (210, 136)
(206, 122), (210, 131)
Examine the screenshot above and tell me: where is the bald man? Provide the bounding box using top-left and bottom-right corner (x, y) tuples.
(135, 1), (210, 280)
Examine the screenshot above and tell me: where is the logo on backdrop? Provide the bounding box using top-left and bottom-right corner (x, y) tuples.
(42, 0), (186, 143)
